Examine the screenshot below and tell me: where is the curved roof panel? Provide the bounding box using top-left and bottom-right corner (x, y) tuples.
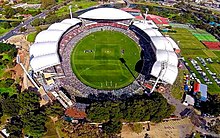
(150, 36), (174, 51)
(133, 20), (158, 30)
(30, 53), (60, 72)
(78, 8), (134, 20)
(143, 29), (162, 37)
(61, 18), (82, 25)
(35, 30), (64, 43)
(165, 37), (180, 50)
(48, 23), (73, 31)
(156, 50), (178, 66)
(30, 42), (58, 57)
(150, 61), (178, 84)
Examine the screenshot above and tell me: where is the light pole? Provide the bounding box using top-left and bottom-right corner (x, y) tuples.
(144, 8), (149, 23)
(69, 5), (72, 19)
(16, 55), (40, 90)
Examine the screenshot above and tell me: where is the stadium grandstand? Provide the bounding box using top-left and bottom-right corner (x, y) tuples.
(28, 7), (180, 100)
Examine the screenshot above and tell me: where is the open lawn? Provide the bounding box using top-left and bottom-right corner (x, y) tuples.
(43, 119), (58, 138)
(167, 28), (220, 94)
(71, 31), (141, 90)
(171, 69), (188, 100)
(0, 27), (12, 36)
(27, 32), (37, 42)
(166, 28), (206, 50)
(55, 0), (98, 16)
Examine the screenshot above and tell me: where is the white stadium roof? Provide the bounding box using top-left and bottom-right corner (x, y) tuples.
(30, 18), (82, 72)
(143, 29), (162, 37)
(150, 36), (175, 51)
(78, 8), (135, 20)
(133, 20), (158, 30)
(165, 37), (180, 50)
(30, 53), (60, 72)
(48, 23), (73, 31)
(61, 18), (82, 25)
(35, 30), (64, 43)
(150, 61), (178, 84)
(30, 42), (58, 57)
(156, 50), (178, 66)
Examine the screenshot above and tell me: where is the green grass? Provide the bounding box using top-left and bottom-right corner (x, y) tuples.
(71, 31), (141, 90)
(165, 28), (206, 50)
(55, 0), (98, 16)
(0, 27), (12, 36)
(166, 27), (220, 94)
(27, 32), (38, 42)
(43, 119), (58, 138)
(0, 87), (17, 96)
(171, 69), (187, 100)
(0, 115), (10, 129)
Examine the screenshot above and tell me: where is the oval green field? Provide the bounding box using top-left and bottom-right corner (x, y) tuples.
(71, 30), (141, 90)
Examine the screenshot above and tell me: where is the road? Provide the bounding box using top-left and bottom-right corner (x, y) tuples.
(0, 0), (72, 42)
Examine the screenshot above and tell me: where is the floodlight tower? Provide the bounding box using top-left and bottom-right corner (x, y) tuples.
(16, 55), (40, 90)
(150, 61), (167, 94)
(144, 8), (149, 23)
(69, 5), (73, 19)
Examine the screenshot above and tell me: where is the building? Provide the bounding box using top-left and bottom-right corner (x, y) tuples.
(145, 14), (169, 26)
(121, 8), (144, 20)
(183, 94), (195, 106)
(65, 107), (86, 123)
(29, 7), (180, 95)
(194, 82), (208, 102)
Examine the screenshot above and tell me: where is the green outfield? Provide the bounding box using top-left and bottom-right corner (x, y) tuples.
(166, 28), (220, 94)
(71, 31), (141, 90)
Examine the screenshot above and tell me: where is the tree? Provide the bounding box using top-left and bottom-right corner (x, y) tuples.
(102, 120), (122, 135)
(10, 22), (20, 27)
(201, 94), (220, 116)
(41, 0), (56, 9)
(31, 18), (44, 26)
(130, 123), (143, 134)
(20, 27), (26, 32)
(1, 96), (20, 116)
(44, 14), (59, 24)
(0, 22), (11, 29)
(22, 111), (47, 137)
(18, 90), (40, 115)
(45, 102), (64, 117)
(87, 93), (175, 123)
(208, 119), (220, 134)
(4, 6), (16, 18)
(5, 116), (23, 138)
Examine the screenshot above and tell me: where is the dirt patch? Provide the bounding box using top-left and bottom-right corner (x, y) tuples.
(6, 34), (32, 90)
(148, 118), (194, 138)
(121, 119), (194, 138)
(121, 124), (148, 138)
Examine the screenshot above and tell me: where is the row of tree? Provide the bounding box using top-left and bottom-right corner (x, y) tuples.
(86, 93), (175, 134)
(0, 89), (64, 137)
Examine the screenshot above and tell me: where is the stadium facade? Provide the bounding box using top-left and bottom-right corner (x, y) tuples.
(29, 8), (180, 97)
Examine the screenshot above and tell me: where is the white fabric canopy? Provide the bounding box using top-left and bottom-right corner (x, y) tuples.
(61, 18), (82, 25)
(156, 50), (178, 66)
(133, 20), (158, 30)
(35, 30), (64, 43)
(30, 42), (58, 57)
(165, 37), (180, 50)
(150, 61), (178, 84)
(48, 23), (73, 31)
(150, 36), (174, 51)
(79, 8), (134, 20)
(30, 53), (60, 72)
(143, 29), (162, 37)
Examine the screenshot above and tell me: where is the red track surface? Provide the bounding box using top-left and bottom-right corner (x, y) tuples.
(202, 41), (220, 50)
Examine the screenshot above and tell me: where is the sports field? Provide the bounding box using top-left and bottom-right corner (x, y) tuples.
(166, 27), (220, 94)
(71, 31), (141, 90)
